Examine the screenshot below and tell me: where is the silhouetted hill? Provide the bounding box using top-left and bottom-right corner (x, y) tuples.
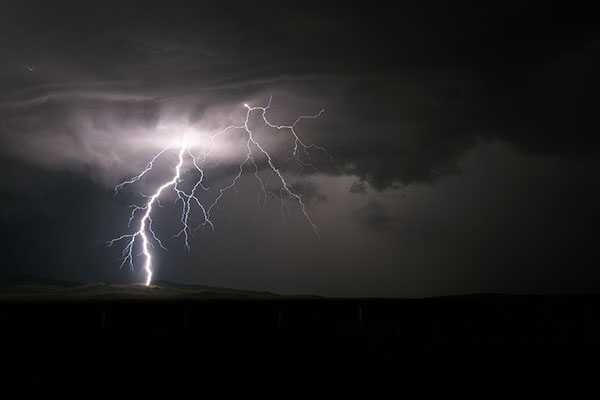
(0, 276), (328, 302)
(0, 277), (294, 301)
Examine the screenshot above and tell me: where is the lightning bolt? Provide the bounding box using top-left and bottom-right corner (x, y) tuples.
(108, 97), (328, 286)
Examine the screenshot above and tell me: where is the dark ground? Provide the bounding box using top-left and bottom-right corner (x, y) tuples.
(1, 281), (598, 388)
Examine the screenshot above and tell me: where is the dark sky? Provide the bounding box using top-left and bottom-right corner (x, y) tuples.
(0, 1), (598, 296)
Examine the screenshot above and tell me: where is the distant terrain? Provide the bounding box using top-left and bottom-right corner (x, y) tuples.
(0, 276), (283, 301)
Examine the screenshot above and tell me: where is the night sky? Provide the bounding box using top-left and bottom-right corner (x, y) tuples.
(1, 1), (598, 296)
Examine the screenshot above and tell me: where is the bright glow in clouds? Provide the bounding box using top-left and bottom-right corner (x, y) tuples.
(107, 97), (328, 286)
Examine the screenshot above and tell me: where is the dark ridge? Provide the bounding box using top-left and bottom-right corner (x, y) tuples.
(152, 280), (281, 297)
(0, 279), (307, 301)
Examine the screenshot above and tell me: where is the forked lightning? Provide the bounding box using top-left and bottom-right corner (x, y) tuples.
(107, 97), (327, 286)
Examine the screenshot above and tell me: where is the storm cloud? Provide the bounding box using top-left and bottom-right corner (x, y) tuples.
(2, 2), (597, 189)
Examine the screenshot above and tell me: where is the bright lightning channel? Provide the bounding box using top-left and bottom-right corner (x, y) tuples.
(107, 97), (328, 286)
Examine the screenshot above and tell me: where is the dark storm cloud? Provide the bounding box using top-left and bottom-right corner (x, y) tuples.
(1, 1), (598, 192)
